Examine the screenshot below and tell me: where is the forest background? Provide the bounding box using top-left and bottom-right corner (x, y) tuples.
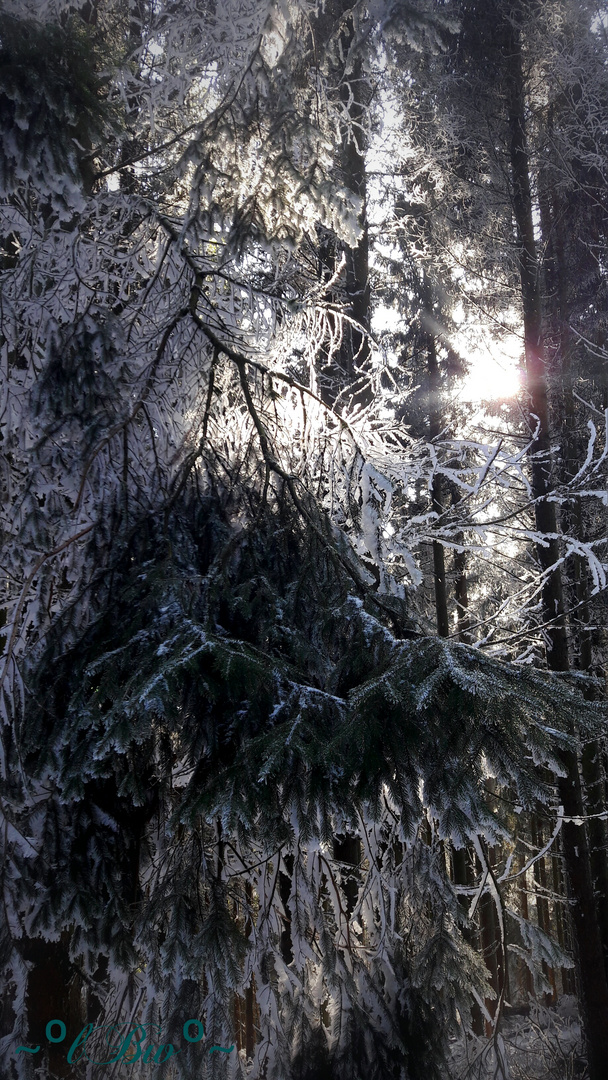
(1, 1), (608, 1079)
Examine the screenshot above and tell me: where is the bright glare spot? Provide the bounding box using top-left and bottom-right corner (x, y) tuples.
(372, 302), (523, 402)
(371, 304), (401, 334)
(458, 333), (523, 402)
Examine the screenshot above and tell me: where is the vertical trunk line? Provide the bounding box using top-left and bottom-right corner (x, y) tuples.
(505, 19), (608, 1076)
(427, 323), (449, 638)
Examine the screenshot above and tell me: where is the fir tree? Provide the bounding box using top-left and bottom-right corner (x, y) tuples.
(1, 3), (608, 1079)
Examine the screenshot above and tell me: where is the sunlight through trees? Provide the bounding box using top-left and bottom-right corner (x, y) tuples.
(1, 3), (608, 1079)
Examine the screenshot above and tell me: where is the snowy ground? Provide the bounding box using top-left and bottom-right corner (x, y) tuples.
(450, 997), (586, 1079)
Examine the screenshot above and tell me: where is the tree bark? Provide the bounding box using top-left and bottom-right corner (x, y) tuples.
(452, 847), (484, 1034)
(505, 21), (608, 1077)
(540, 176), (608, 981)
(20, 936), (85, 1079)
(530, 813), (557, 1003)
(426, 307), (450, 639)
(314, 3), (371, 408)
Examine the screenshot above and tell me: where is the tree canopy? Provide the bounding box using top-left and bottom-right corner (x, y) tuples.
(1, 2), (608, 1079)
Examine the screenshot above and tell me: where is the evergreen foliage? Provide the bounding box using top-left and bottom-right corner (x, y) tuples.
(4, 481), (604, 1078)
(1, 2), (608, 1078)
(0, 9), (117, 212)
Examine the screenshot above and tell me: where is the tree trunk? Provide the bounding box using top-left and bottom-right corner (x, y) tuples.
(312, 0), (369, 901)
(530, 813), (557, 1003)
(452, 847), (484, 1034)
(338, 50), (371, 393)
(314, 2), (371, 409)
(516, 846), (534, 1001)
(540, 176), (608, 981)
(426, 314), (449, 639)
(20, 936), (85, 1079)
(451, 482), (471, 644)
(505, 22), (608, 1077)
(551, 838), (577, 996)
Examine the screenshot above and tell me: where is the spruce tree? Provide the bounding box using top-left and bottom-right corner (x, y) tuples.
(1, 3), (608, 1079)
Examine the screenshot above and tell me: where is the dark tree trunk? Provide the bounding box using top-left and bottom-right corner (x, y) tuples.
(312, 1), (369, 899)
(530, 814), (557, 1003)
(279, 855), (294, 965)
(505, 22), (608, 1078)
(338, 49), (371, 395)
(314, 2), (371, 409)
(516, 846), (535, 1000)
(20, 936), (85, 1079)
(452, 847), (484, 1034)
(540, 176), (608, 982)
(453, 545), (470, 644)
(426, 316), (449, 639)
(450, 482), (471, 644)
(332, 834), (361, 918)
(551, 839), (577, 996)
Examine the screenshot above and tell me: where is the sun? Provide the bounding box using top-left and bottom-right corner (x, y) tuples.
(371, 303), (523, 403)
(457, 331), (523, 403)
